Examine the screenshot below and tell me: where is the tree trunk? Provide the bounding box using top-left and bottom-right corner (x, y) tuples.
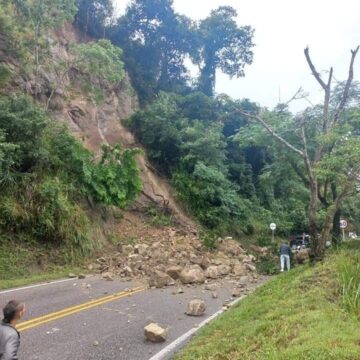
(308, 179), (322, 259)
(332, 209), (341, 244)
(199, 59), (216, 97)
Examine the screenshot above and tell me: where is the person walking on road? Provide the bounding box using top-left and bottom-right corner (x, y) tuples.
(279, 242), (291, 272)
(0, 300), (25, 360)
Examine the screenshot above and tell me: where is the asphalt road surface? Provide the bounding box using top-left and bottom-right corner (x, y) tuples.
(0, 275), (267, 360)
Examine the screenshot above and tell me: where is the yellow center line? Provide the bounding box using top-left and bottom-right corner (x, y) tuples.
(17, 287), (145, 332)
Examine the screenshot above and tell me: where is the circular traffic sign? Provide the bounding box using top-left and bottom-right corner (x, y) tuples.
(340, 220), (348, 229)
(270, 223), (277, 231)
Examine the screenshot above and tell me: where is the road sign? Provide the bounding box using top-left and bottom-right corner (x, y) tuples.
(340, 220), (348, 229)
(270, 223), (277, 231)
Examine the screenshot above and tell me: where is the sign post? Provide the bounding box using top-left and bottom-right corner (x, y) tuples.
(270, 223), (277, 243)
(340, 220), (348, 242)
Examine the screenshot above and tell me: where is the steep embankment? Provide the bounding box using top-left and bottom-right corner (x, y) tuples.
(4, 23), (196, 232)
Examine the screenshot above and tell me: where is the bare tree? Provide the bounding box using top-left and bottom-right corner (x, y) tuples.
(240, 46), (359, 259)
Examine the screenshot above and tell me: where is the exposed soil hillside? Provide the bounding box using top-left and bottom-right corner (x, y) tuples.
(2, 23), (196, 232)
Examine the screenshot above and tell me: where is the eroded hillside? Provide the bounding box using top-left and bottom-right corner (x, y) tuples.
(1, 23), (196, 232)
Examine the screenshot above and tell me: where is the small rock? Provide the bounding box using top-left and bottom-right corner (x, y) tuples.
(144, 323), (167, 343)
(204, 283), (217, 291)
(68, 273), (77, 278)
(232, 288), (242, 298)
(186, 299), (206, 316)
(245, 263), (256, 272)
(212, 291), (218, 299)
(102, 272), (114, 281)
(93, 341), (99, 346)
(239, 276), (250, 286)
(78, 274), (86, 279)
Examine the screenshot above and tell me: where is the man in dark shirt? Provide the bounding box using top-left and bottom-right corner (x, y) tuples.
(279, 242), (291, 272)
(0, 300), (25, 360)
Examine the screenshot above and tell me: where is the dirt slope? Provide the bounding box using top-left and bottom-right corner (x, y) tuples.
(6, 23), (196, 231)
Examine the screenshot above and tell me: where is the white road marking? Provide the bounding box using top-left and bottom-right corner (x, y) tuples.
(0, 278), (80, 295)
(149, 295), (247, 360)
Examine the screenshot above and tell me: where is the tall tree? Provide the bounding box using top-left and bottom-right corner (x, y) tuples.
(111, 0), (194, 102)
(75, 0), (114, 38)
(240, 46), (360, 259)
(197, 6), (254, 97)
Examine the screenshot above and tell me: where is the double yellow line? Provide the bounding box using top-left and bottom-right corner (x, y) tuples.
(17, 286), (145, 332)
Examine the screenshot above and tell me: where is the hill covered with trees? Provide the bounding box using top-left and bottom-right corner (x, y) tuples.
(0, 0), (359, 271)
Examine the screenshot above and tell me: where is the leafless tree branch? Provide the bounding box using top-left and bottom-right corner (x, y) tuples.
(333, 45), (360, 124)
(238, 110), (304, 156)
(304, 47), (328, 91)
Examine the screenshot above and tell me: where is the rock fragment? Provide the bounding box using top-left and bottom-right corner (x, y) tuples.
(144, 323), (167, 343)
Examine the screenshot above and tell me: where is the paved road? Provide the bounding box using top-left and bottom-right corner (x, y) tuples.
(0, 276), (267, 360)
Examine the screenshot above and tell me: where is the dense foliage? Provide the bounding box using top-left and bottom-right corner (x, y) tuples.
(0, 95), (141, 253)
(110, 0), (254, 103)
(128, 92), (309, 235)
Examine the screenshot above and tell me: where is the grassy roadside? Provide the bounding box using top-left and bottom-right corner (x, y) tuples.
(0, 267), (84, 290)
(0, 237), (84, 290)
(175, 246), (360, 360)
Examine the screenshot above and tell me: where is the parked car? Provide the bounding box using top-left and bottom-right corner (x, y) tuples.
(290, 233), (310, 251)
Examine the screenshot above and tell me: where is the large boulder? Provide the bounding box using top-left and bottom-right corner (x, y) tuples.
(205, 266), (220, 279)
(296, 249), (310, 264)
(134, 244), (149, 256)
(149, 271), (175, 288)
(217, 264), (231, 276)
(186, 299), (206, 316)
(217, 239), (244, 256)
(166, 266), (183, 280)
(144, 323), (167, 343)
(233, 262), (246, 277)
(180, 265), (205, 284)
(249, 245), (268, 255)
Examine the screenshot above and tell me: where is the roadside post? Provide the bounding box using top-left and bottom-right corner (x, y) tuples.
(270, 223), (276, 243)
(340, 220), (348, 242)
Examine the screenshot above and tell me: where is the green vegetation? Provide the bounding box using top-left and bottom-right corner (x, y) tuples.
(0, 235), (83, 290)
(0, 95), (141, 257)
(0, 1), (141, 268)
(110, 0), (254, 102)
(128, 92), (308, 237)
(176, 245), (360, 360)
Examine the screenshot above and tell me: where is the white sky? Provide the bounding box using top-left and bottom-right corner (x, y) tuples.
(114, 0), (360, 112)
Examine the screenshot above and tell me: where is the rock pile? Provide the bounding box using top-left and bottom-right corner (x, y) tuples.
(89, 228), (259, 287)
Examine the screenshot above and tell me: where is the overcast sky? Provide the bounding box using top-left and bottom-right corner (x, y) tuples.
(114, 0), (360, 112)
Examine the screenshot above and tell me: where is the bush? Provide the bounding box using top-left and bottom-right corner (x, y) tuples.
(0, 95), (141, 252)
(174, 162), (248, 229)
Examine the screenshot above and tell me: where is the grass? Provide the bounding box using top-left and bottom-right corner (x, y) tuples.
(0, 267), (83, 290)
(0, 236), (84, 290)
(175, 244), (360, 360)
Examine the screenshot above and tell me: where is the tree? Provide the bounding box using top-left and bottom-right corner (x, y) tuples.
(75, 0), (114, 38)
(239, 46), (360, 259)
(11, 0), (77, 97)
(196, 6), (254, 96)
(111, 0), (194, 102)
